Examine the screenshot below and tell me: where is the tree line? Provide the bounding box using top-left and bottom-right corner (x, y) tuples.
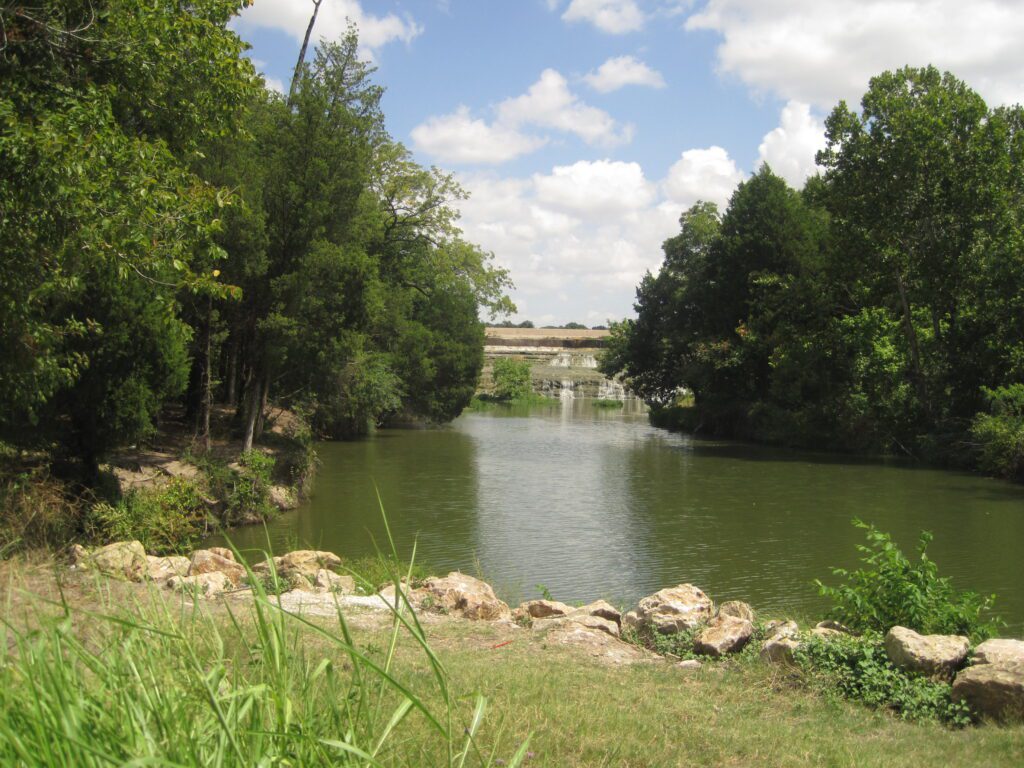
(602, 66), (1024, 479)
(0, 1), (513, 478)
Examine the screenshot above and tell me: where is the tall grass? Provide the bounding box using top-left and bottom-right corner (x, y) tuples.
(0, 516), (530, 766)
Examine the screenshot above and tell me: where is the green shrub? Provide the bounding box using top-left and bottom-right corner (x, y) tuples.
(816, 520), (1002, 641)
(84, 478), (206, 555)
(198, 451), (276, 526)
(794, 633), (973, 726)
(491, 358), (533, 401)
(970, 384), (1024, 479)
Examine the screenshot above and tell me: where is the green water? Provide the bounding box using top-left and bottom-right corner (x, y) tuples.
(216, 400), (1024, 631)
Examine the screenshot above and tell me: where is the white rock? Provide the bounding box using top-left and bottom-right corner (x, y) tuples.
(973, 638), (1024, 666)
(884, 626), (969, 680)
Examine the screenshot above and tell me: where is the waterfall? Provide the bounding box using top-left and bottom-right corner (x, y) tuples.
(577, 353), (598, 369)
(597, 378), (626, 401)
(549, 352), (573, 368)
(559, 379), (575, 400)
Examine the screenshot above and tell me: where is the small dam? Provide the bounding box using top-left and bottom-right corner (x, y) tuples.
(481, 327), (637, 401)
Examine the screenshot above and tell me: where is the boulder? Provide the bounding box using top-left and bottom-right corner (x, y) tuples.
(629, 584), (714, 635)
(815, 619), (855, 635)
(535, 613), (620, 639)
(573, 599), (622, 625)
(313, 569), (355, 594)
(884, 626), (969, 680)
(68, 543), (90, 566)
(537, 621), (652, 666)
(761, 636), (802, 665)
(718, 600), (755, 623)
(765, 620), (799, 641)
(952, 662), (1024, 722)
(189, 549), (247, 588)
(208, 547), (235, 562)
(694, 615), (754, 657)
(514, 599), (575, 621)
(146, 555), (190, 581)
(973, 638), (1024, 666)
(278, 550), (343, 579)
(167, 571), (230, 598)
(677, 659), (703, 672)
(419, 572), (511, 621)
(89, 541), (147, 582)
(269, 485), (299, 511)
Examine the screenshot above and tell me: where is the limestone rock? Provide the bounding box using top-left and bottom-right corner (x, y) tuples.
(535, 613), (619, 639)
(677, 659), (703, 672)
(269, 485), (299, 511)
(89, 541), (147, 582)
(419, 572), (511, 621)
(573, 599), (621, 625)
(630, 584), (714, 635)
(952, 662), (1024, 722)
(252, 556), (282, 575)
(146, 555), (190, 581)
(815, 619), (855, 635)
(622, 610), (642, 630)
(884, 626), (969, 680)
(168, 571), (230, 598)
(694, 615), (754, 657)
(539, 621), (653, 666)
(515, 599), (575, 620)
(761, 636), (802, 665)
(765, 620), (799, 641)
(278, 550), (343, 579)
(973, 639), (1024, 666)
(718, 600), (755, 623)
(208, 547), (235, 562)
(68, 543), (90, 566)
(313, 569), (355, 594)
(189, 549), (247, 587)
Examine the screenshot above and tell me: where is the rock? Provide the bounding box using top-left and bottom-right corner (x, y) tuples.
(761, 636), (802, 665)
(418, 572), (511, 621)
(146, 555), (190, 581)
(622, 610), (642, 630)
(815, 619), (855, 635)
(68, 543), (90, 566)
(277, 550), (343, 579)
(539, 621), (653, 666)
(515, 599), (575, 620)
(884, 626), (970, 680)
(208, 547), (235, 562)
(89, 541), (147, 582)
(573, 599), (621, 625)
(535, 613), (620, 639)
(629, 584), (714, 635)
(167, 571), (230, 598)
(252, 556), (282, 575)
(189, 549), (247, 588)
(952, 662), (1024, 722)
(718, 600), (755, 623)
(973, 638), (1024, 666)
(269, 485), (299, 511)
(313, 569), (355, 594)
(765, 620), (799, 641)
(811, 626), (847, 640)
(677, 659), (703, 672)
(694, 615), (754, 657)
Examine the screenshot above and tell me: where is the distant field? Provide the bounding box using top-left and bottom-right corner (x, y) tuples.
(485, 327), (610, 341)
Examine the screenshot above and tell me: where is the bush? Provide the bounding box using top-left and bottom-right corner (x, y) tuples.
(84, 478), (206, 555)
(491, 358), (533, 401)
(816, 520), (1002, 641)
(971, 384), (1024, 479)
(794, 633), (973, 726)
(198, 451), (276, 526)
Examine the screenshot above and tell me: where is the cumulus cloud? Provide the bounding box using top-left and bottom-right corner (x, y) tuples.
(235, 0), (420, 58)
(410, 107), (548, 165)
(584, 55), (667, 92)
(562, 0), (646, 34)
(412, 69), (633, 164)
(662, 146), (745, 210)
(533, 160), (657, 216)
(757, 101), (826, 187)
(685, 0), (1024, 109)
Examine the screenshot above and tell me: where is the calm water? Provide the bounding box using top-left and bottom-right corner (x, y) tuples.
(216, 401), (1024, 631)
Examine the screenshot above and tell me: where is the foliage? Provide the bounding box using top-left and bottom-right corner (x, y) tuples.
(794, 633), (973, 726)
(491, 359), (533, 401)
(84, 479), (207, 555)
(816, 520), (1002, 640)
(971, 385), (1024, 479)
(0, 467), (80, 553)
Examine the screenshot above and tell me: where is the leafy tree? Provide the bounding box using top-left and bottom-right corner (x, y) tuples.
(491, 359), (533, 401)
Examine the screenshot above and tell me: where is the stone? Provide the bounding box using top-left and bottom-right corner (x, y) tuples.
(419, 572), (511, 621)
(515, 599), (575, 620)
(630, 584), (714, 635)
(167, 571), (230, 598)
(89, 541), (147, 582)
(811, 626), (846, 640)
(539, 621), (653, 666)
(68, 543), (89, 566)
(884, 626), (970, 680)
(622, 610), (642, 630)
(189, 549), (247, 588)
(277, 550), (343, 579)
(146, 555), (190, 581)
(973, 639), (1024, 666)
(573, 599), (622, 625)
(269, 485), (299, 510)
(694, 615), (754, 657)
(535, 613), (619, 639)
(952, 662), (1024, 722)
(815, 619), (855, 635)
(677, 659), (703, 672)
(761, 636), (802, 665)
(718, 600), (755, 623)
(208, 547), (235, 562)
(764, 620), (799, 641)
(313, 569), (355, 594)
(252, 556), (282, 575)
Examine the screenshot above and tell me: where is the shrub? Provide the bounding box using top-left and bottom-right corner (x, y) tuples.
(491, 358), (533, 401)
(84, 478), (206, 555)
(971, 384), (1024, 479)
(198, 451), (276, 526)
(794, 633), (973, 726)
(816, 520), (1002, 641)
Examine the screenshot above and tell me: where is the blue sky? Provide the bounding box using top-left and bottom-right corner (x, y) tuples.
(234, 0), (1024, 326)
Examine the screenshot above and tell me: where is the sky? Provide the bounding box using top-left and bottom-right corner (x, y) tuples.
(233, 0), (1024, 327)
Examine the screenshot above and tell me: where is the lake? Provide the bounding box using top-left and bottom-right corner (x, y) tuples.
(215, 401), (1024, 632)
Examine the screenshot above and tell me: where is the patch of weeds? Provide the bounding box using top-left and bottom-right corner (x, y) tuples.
(84, 478), (207, 555)
(194, 451), (276, 525)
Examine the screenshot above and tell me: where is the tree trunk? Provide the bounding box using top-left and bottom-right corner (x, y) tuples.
(225, 339), (238, 408)
(288, 0), (323, 106)
(200, 296), (213, 452)
(254, 370), (270, 440)
(241, 369), (260, 453)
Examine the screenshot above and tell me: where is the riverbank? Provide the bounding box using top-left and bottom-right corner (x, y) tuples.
(2, 548), (1022, 766)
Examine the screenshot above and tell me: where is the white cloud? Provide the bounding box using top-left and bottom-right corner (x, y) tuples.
(562, 0), (646, 34)
(235, 0), (421, 58)
(686, 0), (1024, 109)
(757, 101), (826, 187)
(410, 107), (547, 165)
(411, 69), (633, 164)
(263, 76), (287, 95)
(533, 160), (656, 216)
(584, 56), (666, 92)
(662, 146), (745, 210)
